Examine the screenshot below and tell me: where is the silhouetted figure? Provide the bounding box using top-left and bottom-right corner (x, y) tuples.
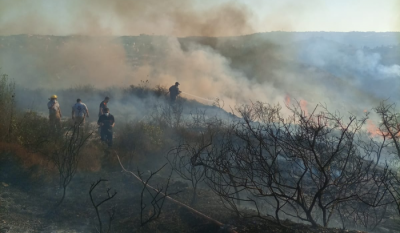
(169, 82), (181, 104)
(97, 108), (115, 147)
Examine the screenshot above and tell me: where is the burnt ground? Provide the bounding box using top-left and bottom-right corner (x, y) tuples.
(0, 151), (369, 233)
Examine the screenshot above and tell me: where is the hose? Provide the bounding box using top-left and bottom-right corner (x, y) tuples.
(181, 92), (215, 103)
(113, 151), (238, 233)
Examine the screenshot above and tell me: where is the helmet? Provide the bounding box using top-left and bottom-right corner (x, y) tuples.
(50, 95), (58, 99)
(175, 82), (180, 85)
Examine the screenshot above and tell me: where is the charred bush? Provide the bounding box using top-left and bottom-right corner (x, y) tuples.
(167, 143), (207, 205)
(51, 123), (92, 207)
(137, 164), (181, 227)
(182, 101), (397, 230)
(89, 178), (117, 233)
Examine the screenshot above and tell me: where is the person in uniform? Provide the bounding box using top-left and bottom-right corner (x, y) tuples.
(47, 95), (62, 130)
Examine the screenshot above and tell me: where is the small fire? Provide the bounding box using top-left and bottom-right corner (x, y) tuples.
(300, 99), (308, 116)
(366, 120), (381, 137)
(284, 94), (291, 106)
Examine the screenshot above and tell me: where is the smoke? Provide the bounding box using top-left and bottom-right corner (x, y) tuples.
(0, 0), (398, 119)
(300, 42), (400, 78)
(1, 33), (398, 119)
(0, 0), (254, 37)
(0, 37), (132, 90)
(296, 39), (400, 108)
(3, 35), (284, 116)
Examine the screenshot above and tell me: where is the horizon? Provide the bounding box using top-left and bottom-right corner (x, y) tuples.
(2, 31), (400, 37)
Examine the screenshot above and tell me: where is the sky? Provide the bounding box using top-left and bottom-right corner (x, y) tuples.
(0, 0), (399, 36)
(244, 0), (400, 32)
(0, 0), (399, 122)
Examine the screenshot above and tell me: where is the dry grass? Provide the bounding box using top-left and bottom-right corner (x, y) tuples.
(0, 142), (53, 171)
(78, 143), (103, 172)
(0, 142), (56, 183)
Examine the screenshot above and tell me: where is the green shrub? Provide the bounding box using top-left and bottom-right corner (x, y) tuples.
(14, 111), (53, 152)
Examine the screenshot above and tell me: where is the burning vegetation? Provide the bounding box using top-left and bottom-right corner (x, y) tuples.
(0, 1), (399, 232)
(0, 68), (400, 232)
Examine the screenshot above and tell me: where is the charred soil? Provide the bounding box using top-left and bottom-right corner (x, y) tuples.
(0, 149), (367, 233)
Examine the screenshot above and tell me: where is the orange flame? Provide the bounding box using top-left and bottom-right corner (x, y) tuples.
(367, 120), (381, 137)
(284, 94), (291, 106)
(300, 99), (308, 116)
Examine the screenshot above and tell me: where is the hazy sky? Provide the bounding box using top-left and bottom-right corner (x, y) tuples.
(0, 0), (399, 36)
(245, 0), (400, 32)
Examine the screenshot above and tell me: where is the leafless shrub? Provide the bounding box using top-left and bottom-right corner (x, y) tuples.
(89, 178), (117, 233)
(167, 142), (207, 205)
(213, 98), (225, 109)
(183, 101), (395, 230)
(384, 170), (400, 216)
(52, 123), (92, 207)
(149, 102), (183, 129)
(369, 101), (400, 218)
(375, 101), (400, 160)
(154, 85), (169, 98)
(137, 163), (181, 227)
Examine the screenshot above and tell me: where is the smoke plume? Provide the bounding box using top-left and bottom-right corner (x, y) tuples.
(0, 0), (399, 119)
(0, 0), (254, 37)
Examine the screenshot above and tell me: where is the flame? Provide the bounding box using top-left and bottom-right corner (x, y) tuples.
(284, 94), (291, 106)
(300, 99), (308, 116)
(367, 120), (381, 137)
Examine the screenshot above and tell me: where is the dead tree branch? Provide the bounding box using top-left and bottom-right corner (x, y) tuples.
(89, 178), (117, 233)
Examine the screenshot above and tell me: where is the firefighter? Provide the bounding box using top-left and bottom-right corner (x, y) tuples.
(169, 82), (181, 103)
(47, 95), (62, 130)
(98, 97), (109, 135)
(97, 107), (115, 147)
(72, 98), (89, 125)
(99, 96), (110, 117)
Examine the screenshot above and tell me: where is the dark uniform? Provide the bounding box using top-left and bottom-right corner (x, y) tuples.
(97, 114), (115, 146)
(169, 84), (180, 103)
(99, 101), (107, 117)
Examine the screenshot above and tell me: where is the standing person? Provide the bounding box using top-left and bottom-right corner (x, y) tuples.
(97, 108), (114, 147)
(72, 98), (89, 125)
(98, 97), (109, 135)
(98, 97), (110, 117)
(169, 82), (181, 104)
(47, 95), (62, 130)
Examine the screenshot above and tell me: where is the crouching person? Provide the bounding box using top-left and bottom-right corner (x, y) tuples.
(97, 108), (115, 147)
